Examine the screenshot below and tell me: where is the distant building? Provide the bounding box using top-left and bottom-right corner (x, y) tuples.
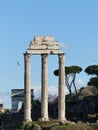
(0, 104), (4, 113)
(11, 89), (34, 113)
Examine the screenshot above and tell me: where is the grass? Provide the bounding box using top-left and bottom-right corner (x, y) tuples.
(18, 120), (98, 130)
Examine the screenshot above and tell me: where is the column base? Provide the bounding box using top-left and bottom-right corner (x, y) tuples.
(24, 118), (32, 122)
(58, 117), (66, 122)
(41, 117), (49, 121)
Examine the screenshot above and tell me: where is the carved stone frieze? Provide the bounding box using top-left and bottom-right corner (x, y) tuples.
(27, 36), (62, 54)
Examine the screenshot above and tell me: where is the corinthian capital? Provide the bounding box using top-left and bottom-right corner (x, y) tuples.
(41, 54), (48, 58)
(24, 53), (31, 63)
(41, 54), (48, 64)
(58, 53), (65, 64)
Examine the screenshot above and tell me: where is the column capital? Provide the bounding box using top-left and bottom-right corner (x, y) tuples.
(58, 53), (65, 57)
(41, 53), (48, 58)
(41, 54), (48, 64)
(58, 53), (65, 64)
(24, 53), (31, 63)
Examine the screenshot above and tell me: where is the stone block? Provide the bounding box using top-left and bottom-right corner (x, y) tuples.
(34, 36), (54, 42)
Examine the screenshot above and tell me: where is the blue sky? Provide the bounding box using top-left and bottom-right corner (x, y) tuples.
(0, 0), (98, 109)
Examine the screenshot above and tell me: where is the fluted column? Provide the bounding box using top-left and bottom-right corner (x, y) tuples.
(41, 54), (49, 121)
(58, 53), (65, 121)
(24, 53), (32, 122)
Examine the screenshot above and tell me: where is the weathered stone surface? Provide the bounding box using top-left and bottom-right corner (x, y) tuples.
(11, 89), (34, 113)
(27, 36), (62, 54)
(58, 54), (66, 121)
(24, 53), (32, 122)
(24, 36), (65, 122)
(34, 36), (54, 42)
(41, 54), (49, 121)
(27, 49), (62, 54)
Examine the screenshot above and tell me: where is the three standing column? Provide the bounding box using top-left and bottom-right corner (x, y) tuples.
(58, 53), (66, 121)
(41, 54), (49, 121)
(24, 52), (65, 122)
(24, 53), (32, 122)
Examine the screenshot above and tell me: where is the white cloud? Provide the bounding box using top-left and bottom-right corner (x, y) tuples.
(59, 42), (68, 49)
(48, 86), (58, 96)
(0, 98), (3, 104)
(76, 79), (86, 88)
(48, 86), (69, 95)
(32, 85), (69, 99)
(32, 86), (41, 99)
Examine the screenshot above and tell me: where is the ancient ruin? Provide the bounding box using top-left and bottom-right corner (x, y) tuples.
(11, 89), (34, 113)
(0, 104), (4, 113)
(24, 36), (66, 122)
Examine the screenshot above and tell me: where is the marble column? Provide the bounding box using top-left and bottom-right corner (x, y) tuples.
(41, 54), (49, 121)
(58, 53), (65, 121)
(24, 53), (32, 122)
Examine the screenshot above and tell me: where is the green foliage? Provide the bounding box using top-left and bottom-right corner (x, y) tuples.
(53, 66), (82, 76)
(50, 122), (98, 130)
(16, 120), (98, 130)
(65, 66), (82, 75)
(88, 77), (98, 87)
(20, 121), (40, 130)
(85, 65), (98, 76)
(54, 69), (59, 76)
(85, 65), (98, 89)
(54, 65), (82, 97)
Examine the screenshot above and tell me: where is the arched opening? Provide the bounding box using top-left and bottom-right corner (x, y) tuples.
(18, 101), (23, 112)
